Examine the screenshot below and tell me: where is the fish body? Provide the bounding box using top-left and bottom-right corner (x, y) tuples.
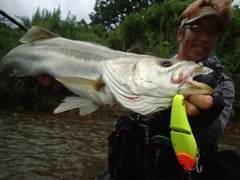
(0, 26), (213, 115)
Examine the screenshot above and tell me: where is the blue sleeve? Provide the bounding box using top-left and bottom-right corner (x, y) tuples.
(216, 73), (235, 132)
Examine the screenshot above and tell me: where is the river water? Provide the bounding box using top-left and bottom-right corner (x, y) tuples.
(0, 113), (239, 180)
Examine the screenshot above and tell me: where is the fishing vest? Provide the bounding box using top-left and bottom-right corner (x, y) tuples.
(107, 112), (185, 180)
(106, 112), (240, 180)
(106, 56), (228, 180)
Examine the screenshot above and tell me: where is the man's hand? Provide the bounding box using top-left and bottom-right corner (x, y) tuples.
(185, 73), (222, 117)
(185, 95), (213, 116)
(37, 74), (63, 92)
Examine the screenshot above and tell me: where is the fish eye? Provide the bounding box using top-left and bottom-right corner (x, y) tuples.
(160, 60), (172, 67)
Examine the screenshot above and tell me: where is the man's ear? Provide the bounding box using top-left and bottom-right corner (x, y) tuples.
(177, 27), (184, 42)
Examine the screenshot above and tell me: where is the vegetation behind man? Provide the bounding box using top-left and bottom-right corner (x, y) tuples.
(0, 0), (240, 123)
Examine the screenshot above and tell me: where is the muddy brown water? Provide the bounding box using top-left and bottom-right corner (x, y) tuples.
(0, 113), (239, 180)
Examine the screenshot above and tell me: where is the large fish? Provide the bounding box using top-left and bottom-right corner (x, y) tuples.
(0, 26), (213, 115)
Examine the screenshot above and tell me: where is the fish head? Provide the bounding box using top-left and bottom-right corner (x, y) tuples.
(103, 56), (214, 115)
(169, 60), (203, 84)
(165, 59), (214, 95)
(133, 58), (213, 93)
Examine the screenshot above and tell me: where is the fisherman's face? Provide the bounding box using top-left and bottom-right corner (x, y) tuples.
(177, 17), (222, 62)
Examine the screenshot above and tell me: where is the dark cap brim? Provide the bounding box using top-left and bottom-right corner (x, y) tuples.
(181, 13), (228, 31)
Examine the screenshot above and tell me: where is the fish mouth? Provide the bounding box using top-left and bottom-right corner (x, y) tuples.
(170, 65), (203, 85)
(170, 64), (214, 95)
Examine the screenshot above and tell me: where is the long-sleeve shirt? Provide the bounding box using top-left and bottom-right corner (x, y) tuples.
(192, 57), (235, 147)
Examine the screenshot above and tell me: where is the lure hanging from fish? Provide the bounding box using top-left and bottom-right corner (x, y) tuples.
(170, 93), (197, 172)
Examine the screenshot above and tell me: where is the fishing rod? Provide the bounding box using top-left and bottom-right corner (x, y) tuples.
(0, 9), (28, 31)
(0, 9), (30, 116)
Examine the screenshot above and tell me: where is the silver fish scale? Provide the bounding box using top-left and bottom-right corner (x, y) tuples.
(0, 28), (214, 115)
(1, 38), (125, 79)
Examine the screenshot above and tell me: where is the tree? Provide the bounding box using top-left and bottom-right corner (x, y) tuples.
(89, 0), (165, 29)
(106, 1), (188, 53)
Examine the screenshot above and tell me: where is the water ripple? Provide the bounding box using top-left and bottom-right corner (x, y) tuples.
(0, 114), (239, 179)
(0, 115), (111, 179)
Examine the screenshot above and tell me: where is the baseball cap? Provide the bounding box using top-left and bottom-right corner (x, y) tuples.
(180, 5), (229, 31)
(180, 0), (233, 31)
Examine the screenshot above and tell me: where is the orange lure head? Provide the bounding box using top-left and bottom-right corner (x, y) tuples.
(176, 153), (196, 171)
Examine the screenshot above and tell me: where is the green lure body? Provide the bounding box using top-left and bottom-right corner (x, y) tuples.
(170, 94), (197, 171)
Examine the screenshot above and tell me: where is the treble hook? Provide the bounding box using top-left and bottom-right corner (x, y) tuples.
(189, 149), (203, 173)
(195, 150), (203, 174)
(177, 75), (189, 93)
(187, 149), (203, 180)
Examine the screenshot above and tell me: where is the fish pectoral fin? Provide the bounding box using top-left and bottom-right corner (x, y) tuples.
(79, 103), (100, 116)
(19, 26), (60, 43)
(56, 77), (105, 91)
(53, 96), (92, 114)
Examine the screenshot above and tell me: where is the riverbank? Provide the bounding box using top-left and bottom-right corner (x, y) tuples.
(1, 109), (240, 136)
(0, 107), (124, 121)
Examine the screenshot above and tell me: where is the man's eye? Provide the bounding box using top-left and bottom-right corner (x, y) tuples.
(210, 28), (219, 34)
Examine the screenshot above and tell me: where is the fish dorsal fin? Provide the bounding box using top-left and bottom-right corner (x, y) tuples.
(55, 77), (105, 91)
(19, 26), (60, 43)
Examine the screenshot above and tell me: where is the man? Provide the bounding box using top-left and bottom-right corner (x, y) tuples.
(97, 1), (239, 179)
(173, 0), (234, 147)
(142, 0), (237, 179)
(39, 0), (240, 179)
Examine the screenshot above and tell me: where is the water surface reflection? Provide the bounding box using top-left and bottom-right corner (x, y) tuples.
(0, 113), (239, 179)
(0, 114), (116, 179)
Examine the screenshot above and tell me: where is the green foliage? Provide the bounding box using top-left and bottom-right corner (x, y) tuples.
(0, 23), (24, 58)
(1, 1), (240, 123)
(210, 5), (240, 122)
(0, 7), (107, 112)
(0, 70), (64, 111)
(90, 0), (166, 29)
(107, 1), (188, 56)
(18, 6), (108, 45)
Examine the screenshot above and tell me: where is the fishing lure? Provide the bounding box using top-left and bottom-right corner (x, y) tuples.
(170, 93), (197, 172)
